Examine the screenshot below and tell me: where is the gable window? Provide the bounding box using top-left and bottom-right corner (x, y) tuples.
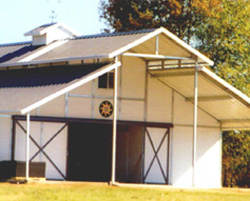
(98, 72), (114, 89)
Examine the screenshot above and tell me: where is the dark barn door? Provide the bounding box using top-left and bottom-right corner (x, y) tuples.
(67, 122), (112, 182)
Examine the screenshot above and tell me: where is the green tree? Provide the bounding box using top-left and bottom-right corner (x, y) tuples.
(195, 0), (250, 95)
(223, 131), (250, 187)
(99, 0), (221, 44)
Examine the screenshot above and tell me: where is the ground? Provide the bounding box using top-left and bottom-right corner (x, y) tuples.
(0, 182), (249, 201)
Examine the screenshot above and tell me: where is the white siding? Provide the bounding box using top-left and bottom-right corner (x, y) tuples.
(0, 117), (12, 160)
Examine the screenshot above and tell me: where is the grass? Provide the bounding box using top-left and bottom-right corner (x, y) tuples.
(0, 182), (249, 201)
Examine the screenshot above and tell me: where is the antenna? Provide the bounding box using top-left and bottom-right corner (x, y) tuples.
(49, 10), (57, 23)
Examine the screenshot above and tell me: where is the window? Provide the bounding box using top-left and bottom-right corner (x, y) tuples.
(98, 72), (114, 89)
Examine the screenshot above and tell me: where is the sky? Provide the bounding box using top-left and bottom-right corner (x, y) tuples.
(0, 0), (107, 44)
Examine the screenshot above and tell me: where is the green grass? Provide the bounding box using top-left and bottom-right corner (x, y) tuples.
(0, 182), (249, 201)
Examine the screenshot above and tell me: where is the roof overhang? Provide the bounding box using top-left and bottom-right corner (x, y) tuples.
(0, 62), (121, 115)
(150, 67), (250, 130)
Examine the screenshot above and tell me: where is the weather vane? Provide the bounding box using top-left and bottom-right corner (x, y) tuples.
(49, 10), (57, 23)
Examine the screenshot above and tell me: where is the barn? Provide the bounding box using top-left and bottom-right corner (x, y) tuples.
(0, 22), (249, 188)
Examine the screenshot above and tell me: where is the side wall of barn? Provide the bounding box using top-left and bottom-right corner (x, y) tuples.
(0, 56), (221, 187)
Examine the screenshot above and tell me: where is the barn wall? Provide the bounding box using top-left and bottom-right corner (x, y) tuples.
(0, 116), (12, 160)
(0, 56), (222, 187)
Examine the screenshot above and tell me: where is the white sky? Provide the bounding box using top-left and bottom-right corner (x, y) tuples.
(0, 0), (107, 43)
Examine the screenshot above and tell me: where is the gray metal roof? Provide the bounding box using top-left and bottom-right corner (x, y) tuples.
(0, 62), (109, 88)
(36, 30), (154, 61)
(0, 42), (40, 63)
(0, 62), (117, 114)
(0, 28), (156, 66)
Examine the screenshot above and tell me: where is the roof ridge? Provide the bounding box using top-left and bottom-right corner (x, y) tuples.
(74, 28), (157, 40)
(0, 41), (31, 47)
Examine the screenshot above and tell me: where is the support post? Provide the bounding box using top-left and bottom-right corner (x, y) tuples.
(26, 112), (30, 181)
(192, 61), (198, 187)
(155, 36), (159, 55)
(111, 59), (118, 184)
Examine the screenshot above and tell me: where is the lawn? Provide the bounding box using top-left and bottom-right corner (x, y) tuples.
(0, 182), (249, 201)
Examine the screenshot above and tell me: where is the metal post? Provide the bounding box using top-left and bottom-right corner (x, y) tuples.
(192, 61), (198, 187)
(111, 60), (118, 184)
(26, 112), (30, 181)
(155, 36), (159, 55)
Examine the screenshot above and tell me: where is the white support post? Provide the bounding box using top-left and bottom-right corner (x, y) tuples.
(155, 36), (159, 55)
(26, 112), (30, 181)
(192, 60), (198, 187)
(111, 58), (118, 184)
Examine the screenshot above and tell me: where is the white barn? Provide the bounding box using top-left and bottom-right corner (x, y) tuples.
(0, 23), (249, 188)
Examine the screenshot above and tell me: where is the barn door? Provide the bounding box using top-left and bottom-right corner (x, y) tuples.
(13, 120), (68, 180)
(143, 127), (170, 184)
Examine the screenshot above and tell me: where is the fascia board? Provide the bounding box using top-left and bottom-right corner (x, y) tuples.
(0, 54), (109, 68)
(200, 67), (250, 105)
(108, 28), (163, 58)
(161, 28), (214, 66)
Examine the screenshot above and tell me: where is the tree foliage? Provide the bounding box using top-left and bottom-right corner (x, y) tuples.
(99, 0), (221, 43)
(195, 0), (250, 95)
(223, 131), (250, 187)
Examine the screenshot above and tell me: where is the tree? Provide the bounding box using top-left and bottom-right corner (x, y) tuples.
(99, 0), (221, 44)
(195, 0), (250, 95)
(223, 131), (250, 187)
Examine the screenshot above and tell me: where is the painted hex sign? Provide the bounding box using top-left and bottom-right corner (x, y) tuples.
(99, 101), (113, 118)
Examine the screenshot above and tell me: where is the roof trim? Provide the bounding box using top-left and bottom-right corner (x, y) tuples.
(200, 67), (250, 106)
(74, 28), (156, 40)
(0, 55), (109, 68)
(0, 41), (31, 47)
(21, 62), (121, 114)
(160, 28), (214, 66)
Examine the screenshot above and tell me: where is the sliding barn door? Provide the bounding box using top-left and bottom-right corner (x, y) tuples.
(14, 120), (68, 180)
(144, 127), (170, 184)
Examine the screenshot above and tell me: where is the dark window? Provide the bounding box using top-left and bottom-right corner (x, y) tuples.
(98, 72), (114, 89)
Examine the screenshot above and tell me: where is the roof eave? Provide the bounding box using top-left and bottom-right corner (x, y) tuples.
(0, 54), (110, 68)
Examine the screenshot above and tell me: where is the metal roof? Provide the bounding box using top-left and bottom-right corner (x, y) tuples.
(0, 62), (108, 88)
(0, 62), (120, 114)
(74, 29), (156, 39)
(0, 27), (213, 67)
(150, 67), (250, 130)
